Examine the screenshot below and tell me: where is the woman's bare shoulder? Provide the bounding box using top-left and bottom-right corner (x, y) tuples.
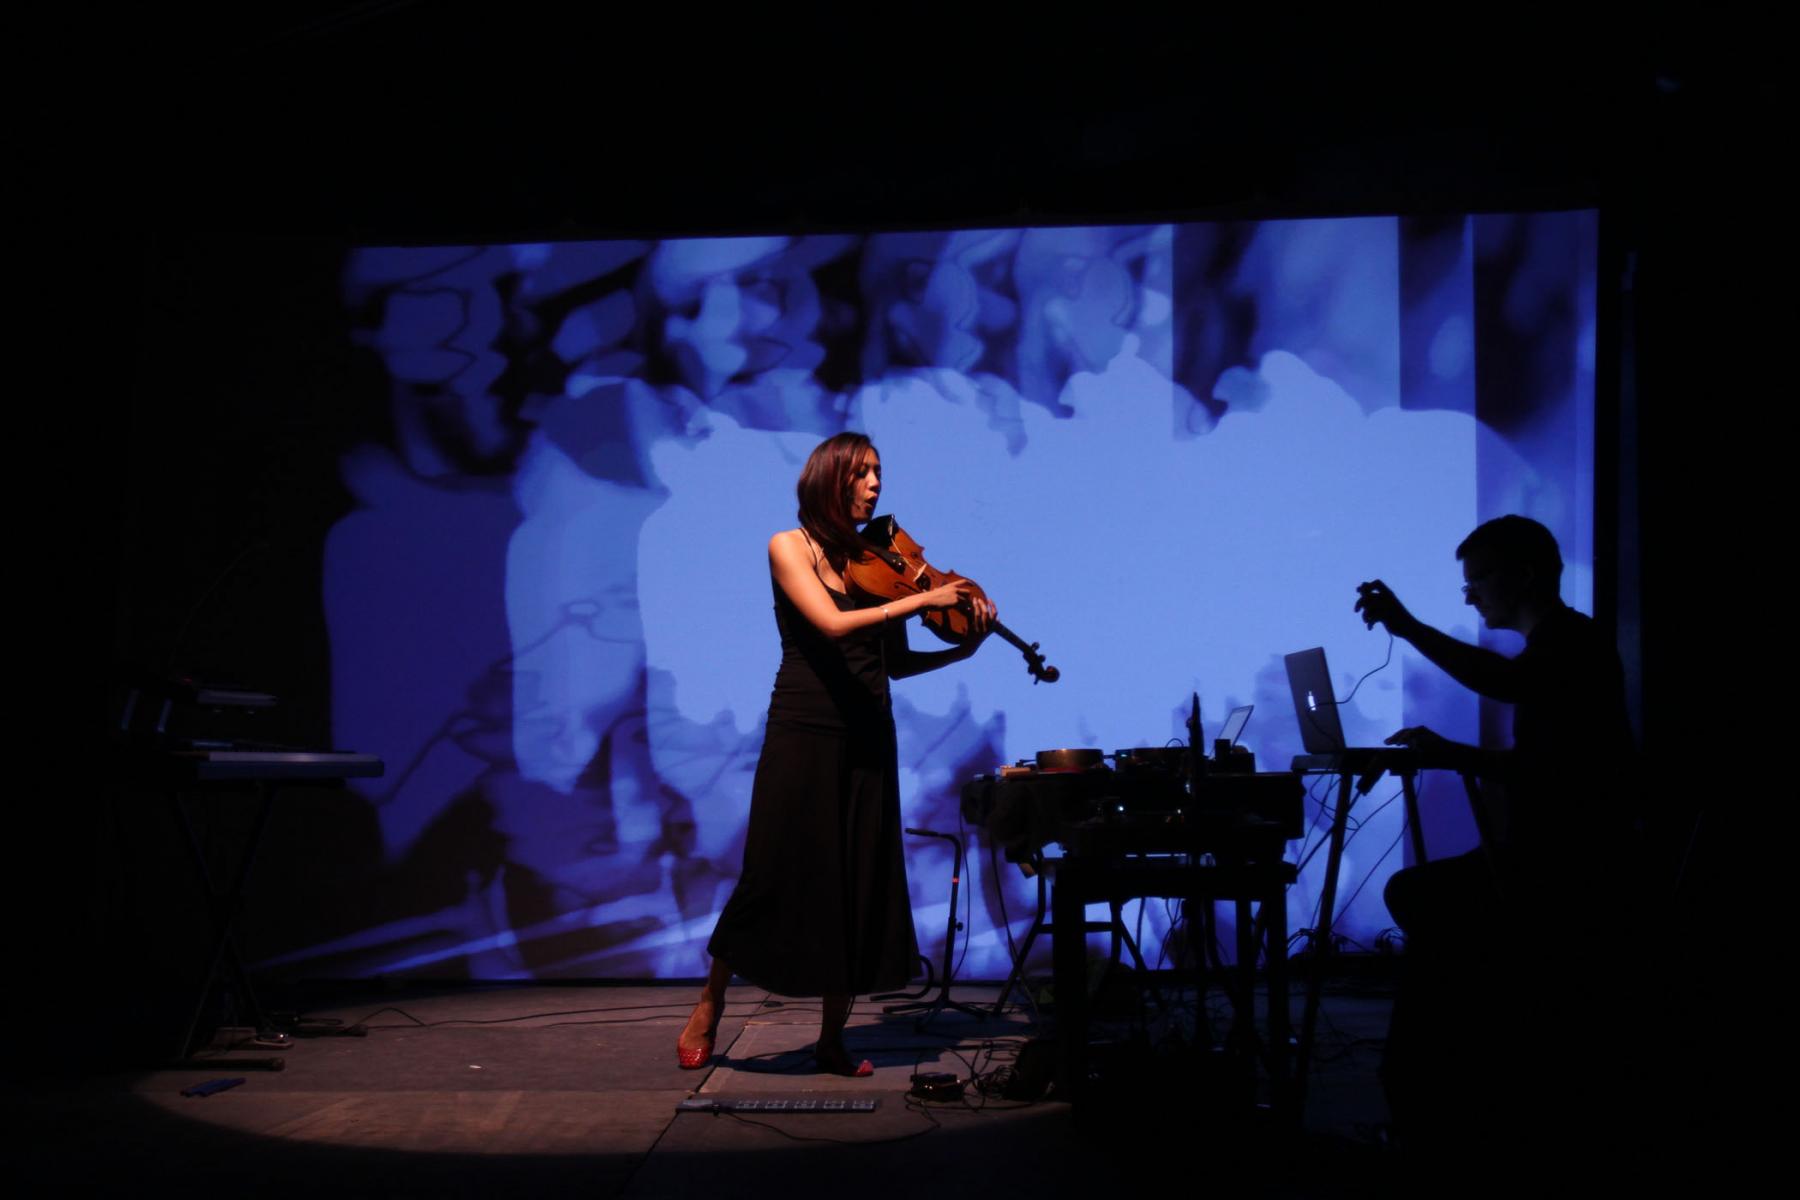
(768, 528), (808, 560)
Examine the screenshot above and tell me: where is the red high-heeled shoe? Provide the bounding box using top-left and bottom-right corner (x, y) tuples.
(814, 1042), (874, 1077)
(678, 997), (721, 1070)
(677, 1030), (716, 1071)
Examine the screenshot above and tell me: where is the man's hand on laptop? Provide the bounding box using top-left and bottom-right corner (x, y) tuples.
(1384, 725), (1482, 772)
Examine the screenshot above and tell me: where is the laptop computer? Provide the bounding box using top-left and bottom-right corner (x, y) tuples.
(1216, 703), (1253, 752)
(1281, 646), (1417, 775)
(1283, 648), (1349, 755)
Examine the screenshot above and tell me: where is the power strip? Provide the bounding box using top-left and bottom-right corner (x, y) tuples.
(677, 1097), (879, 1114)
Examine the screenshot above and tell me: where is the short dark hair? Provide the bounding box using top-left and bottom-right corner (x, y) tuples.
(796, 432), (874, 568)
(1456, 515), (1563, 594)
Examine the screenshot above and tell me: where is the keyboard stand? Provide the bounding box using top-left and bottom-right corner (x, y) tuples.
(132, 750), (383, 1069)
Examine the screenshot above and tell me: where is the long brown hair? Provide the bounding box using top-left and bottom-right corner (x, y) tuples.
(796, 432), (875, 569)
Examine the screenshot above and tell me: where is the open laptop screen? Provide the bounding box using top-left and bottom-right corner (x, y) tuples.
(1284, 648), (1347, 755)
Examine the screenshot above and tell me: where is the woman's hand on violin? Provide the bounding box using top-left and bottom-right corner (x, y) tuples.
(915, 580), (995, 640)
(967, 594), (996, 640)
(919, 580), (973, 612)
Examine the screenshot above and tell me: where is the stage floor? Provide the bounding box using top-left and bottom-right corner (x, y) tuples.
(7, 980), (1399, 1196)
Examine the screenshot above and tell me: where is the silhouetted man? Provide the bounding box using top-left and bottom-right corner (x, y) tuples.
(1355, 514), (1637, 1160)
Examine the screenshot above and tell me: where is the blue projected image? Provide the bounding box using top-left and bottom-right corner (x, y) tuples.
(277, 211), (1598, 982)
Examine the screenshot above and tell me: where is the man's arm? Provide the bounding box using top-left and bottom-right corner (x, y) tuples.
(1354, 580), (1527, 701)
(1384, 725), (1510, 776)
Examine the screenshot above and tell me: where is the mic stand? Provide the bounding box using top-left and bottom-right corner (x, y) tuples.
(877, 827), (991, 1030)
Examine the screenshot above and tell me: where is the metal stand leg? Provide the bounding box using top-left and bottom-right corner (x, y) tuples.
(1401, 769), (1428, 866)
(1052, 860), (1089, 1105)
(1264, 882), (1292, 1119)
(170, 783), (290, 1070)
(880, 828), (991, 1029)
(1294, 770), (1355, 1112)
(992, 853), (1049, 1018)
(1232, 896), (1259, 1050)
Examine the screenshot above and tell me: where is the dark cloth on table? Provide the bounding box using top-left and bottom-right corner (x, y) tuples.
(706, 582), (919, 998)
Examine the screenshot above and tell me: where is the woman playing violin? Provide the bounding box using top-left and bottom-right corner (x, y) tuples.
(677, 432), (994, 1076)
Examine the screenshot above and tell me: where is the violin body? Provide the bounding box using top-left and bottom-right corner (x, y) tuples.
(848, 516), (1059, 684)
(845, 519), (986, 643)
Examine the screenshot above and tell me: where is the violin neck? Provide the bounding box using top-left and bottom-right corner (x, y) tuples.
(993, 621), (1032, 655)
(993, 621), (1059, 683)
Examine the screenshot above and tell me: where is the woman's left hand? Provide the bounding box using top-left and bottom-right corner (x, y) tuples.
(966, 595), (997, 643)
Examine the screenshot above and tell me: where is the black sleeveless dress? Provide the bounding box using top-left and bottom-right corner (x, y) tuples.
(705, 580), (920, 997)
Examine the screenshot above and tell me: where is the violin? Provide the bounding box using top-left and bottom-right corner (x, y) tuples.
(846, 516), (1060, 684)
